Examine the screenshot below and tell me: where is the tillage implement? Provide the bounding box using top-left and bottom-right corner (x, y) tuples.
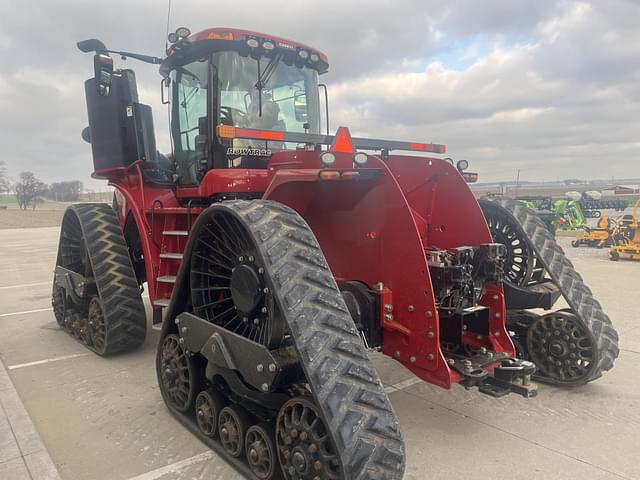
(52, 26), (619, 479)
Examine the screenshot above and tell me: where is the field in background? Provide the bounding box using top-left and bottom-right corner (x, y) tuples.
(0, 192), (112, 229)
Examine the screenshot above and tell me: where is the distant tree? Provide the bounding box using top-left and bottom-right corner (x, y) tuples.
(15, 172), (48, 210)
(47, 180), (83, 202)
(0, 161), (10, 193)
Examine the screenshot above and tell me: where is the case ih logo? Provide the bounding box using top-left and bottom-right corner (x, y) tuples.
(276, 41), (295, 50)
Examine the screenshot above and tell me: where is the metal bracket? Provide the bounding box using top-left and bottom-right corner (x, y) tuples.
(448, 351), (537, 398)
(448, 350), (509, 380)
(54, 266), (95, 304)
(479, 358), (537, 398)
(176, 312), (300, 392)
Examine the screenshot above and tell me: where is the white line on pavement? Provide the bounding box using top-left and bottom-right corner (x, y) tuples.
(124, 379), (423, 480)
(7, 353), (92, 370)
(125, 451), (215, 480)
(0, 307), (52, 318)
(0, 281), (50, 290)
(0, 361), (62, 479)
(384, 377), (422, 394)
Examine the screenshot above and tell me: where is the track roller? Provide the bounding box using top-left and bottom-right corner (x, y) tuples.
(219, 405), (251, 458)
(480, 198), (619, 386)
(52, 203), (146, 355)
(246, 424), (277, 480)
(196, 390), (225, 437)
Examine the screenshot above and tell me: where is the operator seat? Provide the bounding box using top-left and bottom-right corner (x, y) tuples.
(234, 99), (285, 168)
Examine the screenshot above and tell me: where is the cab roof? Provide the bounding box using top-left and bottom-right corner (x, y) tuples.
(163, 27), (329, 75)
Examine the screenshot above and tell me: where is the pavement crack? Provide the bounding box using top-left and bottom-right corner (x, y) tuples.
(620, 348), (640, 356)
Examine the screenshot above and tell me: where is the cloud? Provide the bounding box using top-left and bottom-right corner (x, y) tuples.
(0, 0), (637, 187)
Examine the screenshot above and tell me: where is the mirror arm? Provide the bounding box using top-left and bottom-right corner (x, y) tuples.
(319, 83), (329, 136)
(77, 40), (162, 65)
(106, 50), (163, 65)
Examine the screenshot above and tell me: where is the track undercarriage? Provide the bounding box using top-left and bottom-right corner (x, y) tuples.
(52, 203), (146, 355)
(480, 198), (619, 386)
(156, 200), (405, 480)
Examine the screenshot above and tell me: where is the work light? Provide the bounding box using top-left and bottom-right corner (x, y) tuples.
(353, 152), (368, 166)
(320, 152), (336, 167)
(175, 27), (191, 38)
(457, 159), (469, 172)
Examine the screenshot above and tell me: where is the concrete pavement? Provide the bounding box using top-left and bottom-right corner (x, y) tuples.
(0, 226), (638, 480)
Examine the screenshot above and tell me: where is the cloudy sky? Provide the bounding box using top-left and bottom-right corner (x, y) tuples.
(1, 0), (638, 189)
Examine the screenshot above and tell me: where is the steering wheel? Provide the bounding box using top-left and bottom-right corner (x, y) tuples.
(219, 106), (246, 126)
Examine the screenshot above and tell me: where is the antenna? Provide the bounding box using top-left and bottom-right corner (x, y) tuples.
(164, 0), (173, 50)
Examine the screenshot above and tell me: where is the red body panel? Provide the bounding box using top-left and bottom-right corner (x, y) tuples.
(110, 149), (512, 390)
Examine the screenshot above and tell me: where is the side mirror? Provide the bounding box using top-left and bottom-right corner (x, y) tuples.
(77, 38), (107, 53)
(293, 91), (308, 122)
(93, 53), (114, 96)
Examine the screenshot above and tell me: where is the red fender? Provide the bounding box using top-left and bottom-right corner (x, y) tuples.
(264, 153), (514, 389)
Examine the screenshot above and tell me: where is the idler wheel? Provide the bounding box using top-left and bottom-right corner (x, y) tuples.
(276, 397), (340, 480)
(527, 311), (597, 385)
(159, 334), (200, 412)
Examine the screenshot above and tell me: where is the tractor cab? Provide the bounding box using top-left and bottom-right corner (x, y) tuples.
(160, 28), (328, 185)
(80, 28), (328, 194)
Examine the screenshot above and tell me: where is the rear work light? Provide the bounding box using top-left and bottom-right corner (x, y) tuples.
(320, 152), (336, 167)
(457, 159), (469, 172)
(353, 152), (368, 166)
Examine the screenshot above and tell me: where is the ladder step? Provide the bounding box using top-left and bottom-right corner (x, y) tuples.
(163, 230), (189, 236)
(157, 275), (177, 284)
(151, 323), (163, 331)
(160, 253), (183, 260)
(154, 298), (170, 307)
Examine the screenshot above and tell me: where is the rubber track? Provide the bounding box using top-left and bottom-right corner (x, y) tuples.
(482, 198), (619, 384)
(225, 200), (405, 480)
(55, 203), (146, 355)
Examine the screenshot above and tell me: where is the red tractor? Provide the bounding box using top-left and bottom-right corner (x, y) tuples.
(53, 26), (619, 480)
